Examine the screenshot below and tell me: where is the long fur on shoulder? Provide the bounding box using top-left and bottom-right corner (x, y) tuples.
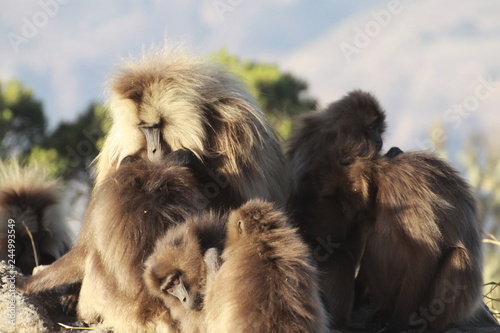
(96, 44), (287, 205)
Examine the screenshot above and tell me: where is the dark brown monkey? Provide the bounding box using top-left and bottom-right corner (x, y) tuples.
(334, 152), (499, 332)
(204, 199), (331, 333)
(97, 45), (287, 206)
(286, 89), (386, 326)
(17, 149), (220, 332)
(0, 161), (73, 275)
(144, 212), (226, 333)
(287, 89), (386, 181)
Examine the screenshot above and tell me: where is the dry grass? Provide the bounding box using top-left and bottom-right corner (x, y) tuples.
(483, 232), (500, 320)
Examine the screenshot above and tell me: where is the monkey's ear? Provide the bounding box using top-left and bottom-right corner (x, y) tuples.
(237, 220), (244, 235)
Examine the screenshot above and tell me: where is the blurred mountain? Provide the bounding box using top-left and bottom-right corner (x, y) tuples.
(282, 0), (500, 152)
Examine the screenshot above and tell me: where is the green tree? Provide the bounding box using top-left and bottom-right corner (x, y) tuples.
(0, 80), (47, 158)
(43, 102), (109, 180)
(212, 48), (316, 139)
(25, 146), (68, 177)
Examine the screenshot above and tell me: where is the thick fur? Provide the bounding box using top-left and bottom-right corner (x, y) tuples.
(287, 89), (386, 191)
(286, 90), (386, 326)
(340, 152), (496, 332)
(17, 151), (218, 332)
(0, 160), (73, 274)
(144, 212), (226, 333)
(205, 199), (330, 333)
(96, 45), (287, 205)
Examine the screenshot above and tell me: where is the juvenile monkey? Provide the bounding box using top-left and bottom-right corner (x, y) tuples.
(205, 199), (331, 333)
(144, 212), (226, 333)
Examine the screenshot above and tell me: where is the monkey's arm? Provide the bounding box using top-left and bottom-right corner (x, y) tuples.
(16, 245), (86, 294)
(203, 247), (221, 285)
(378, 255), (432, 333)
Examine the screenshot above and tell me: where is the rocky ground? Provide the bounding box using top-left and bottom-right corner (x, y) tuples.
(0, 261), (498, 333)
(0, 261), (111, 333)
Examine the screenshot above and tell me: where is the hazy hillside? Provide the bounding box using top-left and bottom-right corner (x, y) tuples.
(282, 0), (500, 151)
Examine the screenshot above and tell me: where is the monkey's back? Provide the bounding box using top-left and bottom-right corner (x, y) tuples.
(375, 151), (481, 253)
(364, 151), (484, 327)
(205, 224), (329, 333)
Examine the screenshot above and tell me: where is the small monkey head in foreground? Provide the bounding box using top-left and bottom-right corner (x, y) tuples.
(143, 212), (226, 313)
(144, 233), (204, 311)
(226, 199), (288, 245)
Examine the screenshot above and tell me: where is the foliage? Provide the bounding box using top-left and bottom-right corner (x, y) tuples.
(212, 48), (316, 139)
(42, 102), (109, 180)
(25, 146), (68, 177)
(0, 80), (47, 158)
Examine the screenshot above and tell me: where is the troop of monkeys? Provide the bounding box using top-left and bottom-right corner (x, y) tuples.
(2, 46), (498, 332)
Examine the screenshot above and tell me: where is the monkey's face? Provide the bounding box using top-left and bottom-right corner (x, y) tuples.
(335, 111), (385, 160)
(145, 258), (204, 312)
(144, 233), (206, 312)
(16, 232), (55, 275)
(109, 76), (209, 168)
(1, 207), (57, 274)
(159, 271), (202, 311)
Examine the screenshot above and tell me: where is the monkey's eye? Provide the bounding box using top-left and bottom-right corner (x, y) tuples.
(170, 276), (180, 286)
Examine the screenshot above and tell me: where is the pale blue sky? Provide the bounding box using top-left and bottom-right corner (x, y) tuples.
(1, 0), (499, 150)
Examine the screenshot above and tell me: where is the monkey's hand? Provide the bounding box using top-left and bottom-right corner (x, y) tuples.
(61, 293), (78, 315)
(32, 264), (49, 275)
(203, 248), (221, 283)
(15, 275), (30, 293)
